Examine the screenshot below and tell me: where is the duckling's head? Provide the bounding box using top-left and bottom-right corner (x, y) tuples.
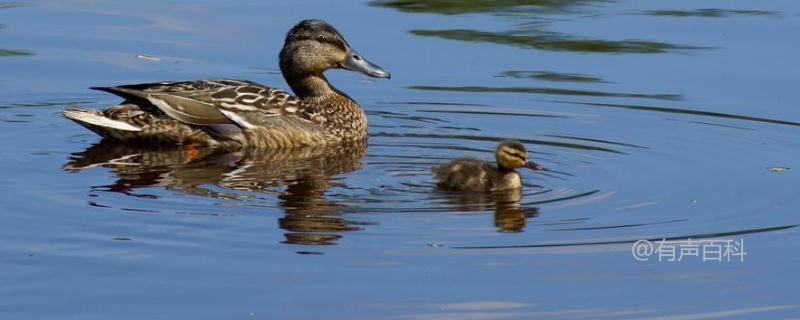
(495, 140), (544, 172)
(280, 19), (390, 80)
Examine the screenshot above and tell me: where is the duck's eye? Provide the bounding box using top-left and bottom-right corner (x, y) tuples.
(317, 36), (327, 42)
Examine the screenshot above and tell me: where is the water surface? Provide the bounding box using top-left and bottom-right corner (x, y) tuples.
(1, 1), (798, 319)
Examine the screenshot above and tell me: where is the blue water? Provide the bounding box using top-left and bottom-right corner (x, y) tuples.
(1, 1), (798, 319)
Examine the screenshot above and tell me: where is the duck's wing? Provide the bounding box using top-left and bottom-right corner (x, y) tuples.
(206, 81), (323, 130)
(92, 79), (321, 128)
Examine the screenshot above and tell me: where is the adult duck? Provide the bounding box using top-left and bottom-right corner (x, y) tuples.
(63, 19), (390, 149)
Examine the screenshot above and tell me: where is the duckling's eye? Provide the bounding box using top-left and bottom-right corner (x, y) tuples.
(502, 149), (526, 161)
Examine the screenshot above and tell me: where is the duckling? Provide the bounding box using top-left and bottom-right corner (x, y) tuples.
(433, 140), (543, 192)
(62, 19), (390, 149)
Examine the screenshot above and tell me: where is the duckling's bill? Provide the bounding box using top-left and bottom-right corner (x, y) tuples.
(341, 48), (390, 79)
(525, 160), (544, 171)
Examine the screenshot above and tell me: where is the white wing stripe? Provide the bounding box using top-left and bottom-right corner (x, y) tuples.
(63, 110), (142, 131)
(219, 109), (255, 129)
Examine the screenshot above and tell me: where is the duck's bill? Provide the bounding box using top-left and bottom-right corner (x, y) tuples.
(525, 161), (544, 171)
(342, 48), (391, 79)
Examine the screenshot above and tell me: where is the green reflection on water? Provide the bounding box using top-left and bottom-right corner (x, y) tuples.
(643, 8), (778, 18)
(0, 2), (27, 10)
(0, 3), (32, 56)
(0, 48), (32, 56)
(411, 29), (699, 53)
(372, 0), (705, 54)
(369, 0), (592, 15)
(498, 70), (608, 83)
(410, 85), (682, 101)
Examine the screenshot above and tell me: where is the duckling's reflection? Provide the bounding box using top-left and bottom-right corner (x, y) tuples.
(64, 140), (369, 245)
(436, 188), (539, 232)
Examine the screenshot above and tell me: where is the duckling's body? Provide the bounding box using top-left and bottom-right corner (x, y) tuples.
(433, 141), (542, 192)
(433, 158), (522, 191)
(62, 19), (388, 149)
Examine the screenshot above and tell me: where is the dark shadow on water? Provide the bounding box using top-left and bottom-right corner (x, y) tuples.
(410, 29), (703, 54)
(497, 70), (609, 83)
(543, 134), (647, 149)
(378, 101), (576, 120)
(557, 100), (800, 127)
(0, 3), (27, 10)
(369, 0), (594, 15)
(547, 218), (687, 231)
(410, 85), (682, 101)
(0, 100), (95, 109)
(0, 48), (32, 57)
(64, 140), (371, 246)
(454, 224), (798, 249)
(371, 0), (707, 54)
(642, 9), (779, 18)
(367, 109), (450, 124)
(418, 108), (568, 119)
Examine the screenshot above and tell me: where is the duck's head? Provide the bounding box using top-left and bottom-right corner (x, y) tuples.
(280, 19), (390, 80)
(496, 140), (543, 172)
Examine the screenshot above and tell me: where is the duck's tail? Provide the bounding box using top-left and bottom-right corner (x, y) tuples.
(62, 106), (143, 140)
(63, 105), (242, 148)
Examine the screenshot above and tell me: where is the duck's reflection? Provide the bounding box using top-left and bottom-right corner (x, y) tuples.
(435, 188), (539, 232)
(64, 140), (369, 245)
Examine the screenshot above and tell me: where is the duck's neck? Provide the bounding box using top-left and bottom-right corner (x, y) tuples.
(284, 72), (350, 102)
(497, 165), (516, 174)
